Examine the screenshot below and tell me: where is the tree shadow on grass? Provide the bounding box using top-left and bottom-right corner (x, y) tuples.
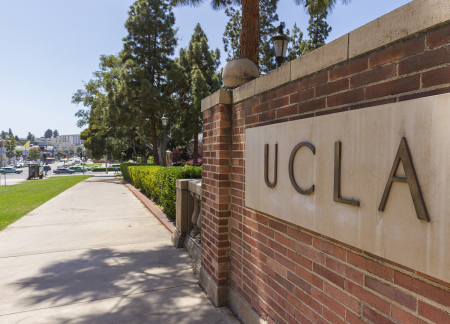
(9, 244), (232, 324)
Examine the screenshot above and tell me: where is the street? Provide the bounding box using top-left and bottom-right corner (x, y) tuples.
(0, 162), (115, 186)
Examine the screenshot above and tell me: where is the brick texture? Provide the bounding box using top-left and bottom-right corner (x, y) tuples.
(201, 23), (450, 324)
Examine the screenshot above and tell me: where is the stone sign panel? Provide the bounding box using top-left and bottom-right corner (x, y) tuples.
(246, 93), (450, 283)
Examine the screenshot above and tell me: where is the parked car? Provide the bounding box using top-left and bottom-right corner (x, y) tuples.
(69, 166), (88, 172)
(53, 168), (74, 174)
(43, 166), (51, 171)
(0, 167), (23, 174)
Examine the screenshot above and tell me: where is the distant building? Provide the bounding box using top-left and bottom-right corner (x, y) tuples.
(58, 134), (84, 146)
(35, 137), (77, 152)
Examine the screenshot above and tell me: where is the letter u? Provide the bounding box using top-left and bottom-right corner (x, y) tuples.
(264, 144), (277, 188)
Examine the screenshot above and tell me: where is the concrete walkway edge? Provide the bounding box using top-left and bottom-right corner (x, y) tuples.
(121, 179), (176, 234)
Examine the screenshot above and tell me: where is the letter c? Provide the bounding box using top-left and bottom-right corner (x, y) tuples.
(288, 142), (315, 195)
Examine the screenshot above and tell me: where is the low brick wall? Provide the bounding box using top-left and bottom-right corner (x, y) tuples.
(200, 1), (450, 323)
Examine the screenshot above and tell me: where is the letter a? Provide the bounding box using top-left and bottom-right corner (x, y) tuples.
(378, 137), (430, 222)
(264, 144), (277, 188)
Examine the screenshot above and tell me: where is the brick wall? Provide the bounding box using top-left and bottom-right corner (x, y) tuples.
(202, 23), (450, 323)
(202, 104), (232, 288)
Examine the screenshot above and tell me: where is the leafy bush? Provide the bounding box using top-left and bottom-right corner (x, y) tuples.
(154, 166), (202, 217)
(120, 164), (202, 218)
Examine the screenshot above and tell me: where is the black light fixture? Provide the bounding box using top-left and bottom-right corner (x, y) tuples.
(270, 24), (291, 68)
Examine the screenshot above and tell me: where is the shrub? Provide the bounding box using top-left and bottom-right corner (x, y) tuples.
(120, 164), (202, 218)
(154, 166), (202, 217)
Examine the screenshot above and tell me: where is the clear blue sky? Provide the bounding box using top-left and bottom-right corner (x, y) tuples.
(0, 0), (411, 139)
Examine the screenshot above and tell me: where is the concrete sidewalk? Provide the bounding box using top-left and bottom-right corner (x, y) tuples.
(0, 175), (239, 323)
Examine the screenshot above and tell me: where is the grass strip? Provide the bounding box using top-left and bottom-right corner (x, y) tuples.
(0, 175), (93, 231)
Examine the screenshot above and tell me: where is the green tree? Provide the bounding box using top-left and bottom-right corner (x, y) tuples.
(286, 10), (331, 62)
(53, 130), (59, 138)
(26, 132), (35, 142)
(286, 23), (309, 61)
(14, 135), (19, 142)
(27, 147), (41, 161)
(8, 128), (12, 135)
(1, 131), (7, 140)
(117, 0), (184, 165)
(173, 0), (349, 66)
(15, 150), (23, 158)
(44, 129), (53, 138)
(5, 134), (17, 160)
(73, 55), (143, 162)
(306, 10), (331, 51)
(178, 24), (221, 165)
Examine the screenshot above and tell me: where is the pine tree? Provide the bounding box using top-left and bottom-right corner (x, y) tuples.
(258, 0), (279, 73)
(119, 0), (181, 165)
(14, 135), (19, 142)
(44, 129), (53, 138)
(178, 24), (221, 166)
(286, 23), (309, 62)
(287, 10), (331, 62)
(8, 128), (12, 135)
(306, 10), (331, 51)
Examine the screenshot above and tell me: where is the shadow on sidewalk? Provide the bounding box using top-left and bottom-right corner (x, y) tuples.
(11, 244), (224, 323)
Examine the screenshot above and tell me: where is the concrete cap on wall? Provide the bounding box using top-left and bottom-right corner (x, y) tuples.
(188, 179), (202, 196)
(201, 89), (232, 112)
(201, 0), (450, 112)
(176, 179), (193, 190)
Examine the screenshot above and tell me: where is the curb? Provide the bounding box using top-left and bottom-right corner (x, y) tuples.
(120, 179), (176, 234)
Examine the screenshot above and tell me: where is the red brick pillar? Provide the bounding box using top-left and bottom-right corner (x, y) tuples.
(200, 90), (232, 306)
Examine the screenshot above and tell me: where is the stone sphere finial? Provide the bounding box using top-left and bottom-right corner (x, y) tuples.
(222, 57), (259, 89)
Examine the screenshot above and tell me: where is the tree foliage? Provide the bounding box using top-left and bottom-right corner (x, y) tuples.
(5, 134), (17, 159)
(26, 132), (35, 143)
(223, 0), (334, 73)
(178, 24), (221, 165)
(117, 0), (185, 165)
(223, 0), (279, 73)
(44, 129), (53, 138)
(53, 130), (59, 138)
(27, 147), (41, 161)
(173, 0), (349, 66)
(73, 0), (224, 166)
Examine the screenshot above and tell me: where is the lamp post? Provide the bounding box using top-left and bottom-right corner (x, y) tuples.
(161, 114), (168, 167)
(270, 24), (291, 68)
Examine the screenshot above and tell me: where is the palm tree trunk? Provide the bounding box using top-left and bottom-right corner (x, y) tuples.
(240, 0), (260, 66)
(151, 120), (161, 166)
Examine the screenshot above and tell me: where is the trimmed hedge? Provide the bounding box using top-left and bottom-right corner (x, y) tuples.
(120, 163), (202, 218)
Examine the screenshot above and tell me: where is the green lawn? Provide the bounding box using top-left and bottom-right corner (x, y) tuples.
(0, 175), (93, 231)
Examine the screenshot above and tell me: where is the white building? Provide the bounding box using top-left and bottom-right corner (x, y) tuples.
(58, 134), (84, 146)
(35, 137), (78, 152)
